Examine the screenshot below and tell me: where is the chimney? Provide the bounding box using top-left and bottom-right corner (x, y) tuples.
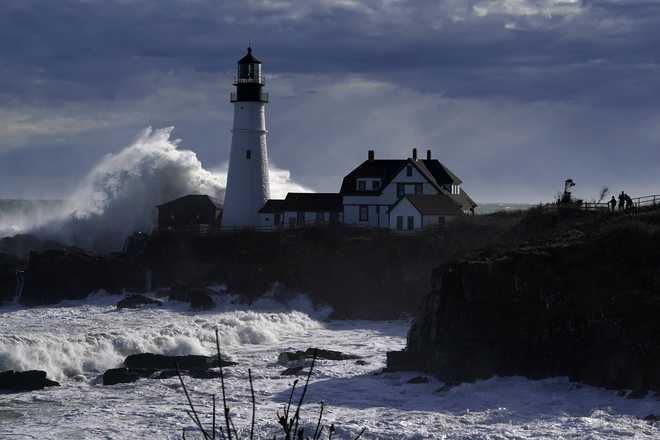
(368, 149), (375, 161)
(412, 148), (418, 161)
(427, 149), (431, 160)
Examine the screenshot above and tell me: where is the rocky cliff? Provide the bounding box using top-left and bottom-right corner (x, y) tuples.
(388, 215), (660, 394)
(1, 216), (514, 318)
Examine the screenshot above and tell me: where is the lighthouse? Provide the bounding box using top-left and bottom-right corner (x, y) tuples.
(222, 47), (271, 227)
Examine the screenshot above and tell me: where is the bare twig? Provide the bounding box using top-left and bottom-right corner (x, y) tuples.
(248, 369), (256, 440)
(352, 427), (367, 440)
(229, 417), (240, 440)
(312, 402), (325, 440)
(215, 328), (233, 440)
(177, 365), (211, 440)
(292, 349), (317, 435)
(285, 380), (299, 421)
(212, 395), (216, 440)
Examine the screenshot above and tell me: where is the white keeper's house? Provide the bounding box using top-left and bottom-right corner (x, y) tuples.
(259, 148), (476, 232)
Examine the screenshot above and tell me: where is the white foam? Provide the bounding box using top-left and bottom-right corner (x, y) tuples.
(1, 299), (658, 439)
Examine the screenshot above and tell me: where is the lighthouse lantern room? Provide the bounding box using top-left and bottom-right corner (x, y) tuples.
(222, 47), (271, 227)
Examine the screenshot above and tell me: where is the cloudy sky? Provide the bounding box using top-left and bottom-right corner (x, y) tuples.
(1, 0), (659, 203)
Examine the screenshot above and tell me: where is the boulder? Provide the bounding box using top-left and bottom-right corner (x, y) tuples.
(169, 286), (216, 310)
(278, 348), (361, 364)
(154, 369), (223, 380)
(643, 415), (660, 424)
(116, 294), (162, 309)
(103, 368), (152, 386)
(0, 370), (60, 391)
(407, 376), (430, 384)
(124, 353), (236, 370)
(281, 366), (310, 376)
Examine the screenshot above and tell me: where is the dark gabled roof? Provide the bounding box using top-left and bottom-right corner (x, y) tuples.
(258, 199), (286, 213)
(421, 159), (462, 185)
(259, 193), (343, 213)
(391, 194), (463, 216)
(157, 194), (222, 209)
(284, 193), (342, 212)
(238, 47), (261, 64)
(340, 160), (406, 195)
(451, 188), (478, 210)
(339, 158), (462, 195)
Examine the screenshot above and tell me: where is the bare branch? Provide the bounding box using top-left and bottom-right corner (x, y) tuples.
(177, 364), (211, 440)
(248, 369), (256, 440)
(215, 328), (233, 440)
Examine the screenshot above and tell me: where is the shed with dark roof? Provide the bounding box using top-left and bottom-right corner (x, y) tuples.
(157, 194), (222, 231)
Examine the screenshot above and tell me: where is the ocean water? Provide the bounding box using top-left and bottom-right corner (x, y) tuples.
(1, 293), (658, 439)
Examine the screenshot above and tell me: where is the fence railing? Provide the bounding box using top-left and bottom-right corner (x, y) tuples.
(546, 194), (660, 213)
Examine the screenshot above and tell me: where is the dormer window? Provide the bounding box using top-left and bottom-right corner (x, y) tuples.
(358, 181), (366, 191)
(372, 180), (380, 190)
(406, 165), (413, 177)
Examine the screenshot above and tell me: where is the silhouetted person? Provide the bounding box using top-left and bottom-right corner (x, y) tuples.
(625, 194), (634, 212)
(618, 192), (626, 211)
(609, 196), (617, 212)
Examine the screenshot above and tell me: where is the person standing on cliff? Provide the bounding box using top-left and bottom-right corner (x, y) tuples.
(618, 192), (626, 211)
(625, 193), (635, 212)
(609, 196), (617, 212)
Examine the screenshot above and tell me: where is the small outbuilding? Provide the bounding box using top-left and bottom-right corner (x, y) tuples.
(259, 193), (343, 229)
(389, 193), (463, 232)
(157, 194), (222, 232)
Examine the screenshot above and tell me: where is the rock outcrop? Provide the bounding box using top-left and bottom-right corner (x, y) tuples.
(20, 249), (144, 305)
(124, 353), (235, 370)
(278, 348), (361, 364)
(388, 219), (660, 395)
(103, 353), (237, 385)
(0, 253), (24, 303)
(116, 294), (162, 309)
(169, 286), (215, 310)
(0, 370), (60, 392)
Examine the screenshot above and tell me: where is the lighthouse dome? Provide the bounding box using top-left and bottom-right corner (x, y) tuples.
(238, 47), (261, 64)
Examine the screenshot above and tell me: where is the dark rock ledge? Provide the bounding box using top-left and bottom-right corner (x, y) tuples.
(388, 225), (660, 396)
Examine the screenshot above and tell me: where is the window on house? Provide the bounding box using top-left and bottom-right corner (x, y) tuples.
(407, 216), (415, 231)
(316, 212), (324, 223)
(289, 217), (296, 228)
(297, 212), (305, 225)
(414, 183), (423, 195)
(274, 214), (281, 225)
(358, 180), (366, 191)
(246, 150), (252, 159)
(396, 216), (403, 231)
(397, 183), (405, 198)
(438, 216), (446, 226)
(372, 180), (380, 190)
(406, 165), (413, 177)
(359, 206), (369, 222)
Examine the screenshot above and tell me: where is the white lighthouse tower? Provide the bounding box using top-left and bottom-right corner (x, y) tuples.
(222, 47), (271, 227)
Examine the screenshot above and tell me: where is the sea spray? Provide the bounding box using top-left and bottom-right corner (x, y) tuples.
(38, 126), (225, 251)
(1, 127), (311, 250)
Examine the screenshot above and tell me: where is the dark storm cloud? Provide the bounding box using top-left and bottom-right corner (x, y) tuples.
(2, 0), (660, 105)
(1, 0), (660, 201)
